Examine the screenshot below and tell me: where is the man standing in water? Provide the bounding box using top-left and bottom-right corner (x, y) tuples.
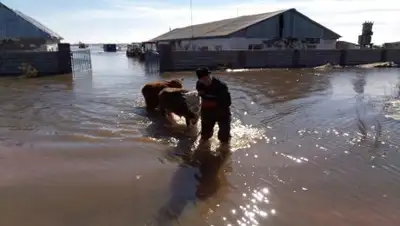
(195, 67), (232, 149)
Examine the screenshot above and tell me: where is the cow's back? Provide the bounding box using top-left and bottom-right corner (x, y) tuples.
(141, 79), (183, 110)
(141, 82), (165, 97)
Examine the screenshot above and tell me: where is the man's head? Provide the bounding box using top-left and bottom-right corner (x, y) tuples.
(196, 67), (212, 86)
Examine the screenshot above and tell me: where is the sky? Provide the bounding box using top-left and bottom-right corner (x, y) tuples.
(2, 0), (399, 44)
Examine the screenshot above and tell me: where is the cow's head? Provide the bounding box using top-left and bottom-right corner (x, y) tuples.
(165, 78), (184, 88)
(183, 90), (201, 127)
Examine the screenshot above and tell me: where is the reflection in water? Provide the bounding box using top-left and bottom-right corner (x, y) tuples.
(354, 73), (368, 138)
(229, 69), (332, 105)
(352, 73), (366, 95)
(152, 146), (232, 226)
(384, 76), (400, 121)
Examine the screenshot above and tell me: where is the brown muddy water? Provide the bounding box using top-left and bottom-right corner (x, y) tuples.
(0, 50), (400, 226)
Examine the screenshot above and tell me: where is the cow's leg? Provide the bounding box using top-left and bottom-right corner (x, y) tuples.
(185, 116), (191, 128)
(165, 111), (176, 127)
(185, 113), (199, 129)
(145, 96), (159, 112)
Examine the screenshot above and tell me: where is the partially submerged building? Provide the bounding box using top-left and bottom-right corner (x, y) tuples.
(145, 8), (341, 51)
(0, 2), (63, 51)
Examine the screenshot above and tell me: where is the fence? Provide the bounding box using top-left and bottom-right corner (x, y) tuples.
(71, 49), (92, 73)
(156, 46), (400, 72)
(143, 51), (160, 73)
(0, 50), (61, 75)
(0, 43), (92, 76)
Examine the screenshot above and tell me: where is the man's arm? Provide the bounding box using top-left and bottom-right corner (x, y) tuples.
(196, 81), (206, 97)
(218, 82), (232, 107)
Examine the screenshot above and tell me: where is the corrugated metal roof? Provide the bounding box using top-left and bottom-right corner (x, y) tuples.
(148, 9), (288, 42)
(0, 2), (62, 40)
(13, 10), (62, 39)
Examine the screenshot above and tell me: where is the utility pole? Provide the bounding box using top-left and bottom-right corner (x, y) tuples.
(190, 0), (194, 38)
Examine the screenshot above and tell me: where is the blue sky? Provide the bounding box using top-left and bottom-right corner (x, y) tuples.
(2, 0), (399, 44)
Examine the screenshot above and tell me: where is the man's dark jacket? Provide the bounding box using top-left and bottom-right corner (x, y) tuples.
(196, 77), (231, 110)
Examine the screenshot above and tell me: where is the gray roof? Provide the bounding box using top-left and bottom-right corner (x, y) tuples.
(0, 2), (62, 40)
(148, 8), (340, 42)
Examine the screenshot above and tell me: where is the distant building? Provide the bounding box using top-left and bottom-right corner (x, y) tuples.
(336, 41), (360, 49)
(145, 8), (341, 51)
(382, 41), (400, 49)
(0, 2), (63, 51)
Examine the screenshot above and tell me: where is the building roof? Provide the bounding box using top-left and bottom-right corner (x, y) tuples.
(0, 2), (62, 40)
(147, 8), (340, 42)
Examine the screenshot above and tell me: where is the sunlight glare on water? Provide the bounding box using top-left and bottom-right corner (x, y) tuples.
(163, 114), (266, 152)
(205, 186), (275, 226)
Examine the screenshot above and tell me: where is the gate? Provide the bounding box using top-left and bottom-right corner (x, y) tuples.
(71, 49), (92, 72)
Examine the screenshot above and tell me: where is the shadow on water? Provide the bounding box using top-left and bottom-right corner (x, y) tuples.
(132, 106), (199, 159)
(149, 146), (232, 226)
(132, 107), (234, 226)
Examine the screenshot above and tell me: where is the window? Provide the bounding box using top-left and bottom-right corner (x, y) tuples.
(305, 38), (320, 44)
(253, 44), (263, 50)
(214, 45), (222, 51)
(248, 44), (263, 50)
(199, 46), (208, 51)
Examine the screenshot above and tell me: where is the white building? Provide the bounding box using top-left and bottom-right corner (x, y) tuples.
(0, 2), (63, 51)
(145, 8), (341, 51)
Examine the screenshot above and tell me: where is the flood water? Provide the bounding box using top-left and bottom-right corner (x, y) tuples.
(0, 47), (400, 226)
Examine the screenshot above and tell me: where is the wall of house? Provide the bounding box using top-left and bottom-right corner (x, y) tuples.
(383, 42), (400, 49)
(158, 49), (400, 71)
(289, 10), (338, 39)
(230, 9), (339, 43)
(231, 16), (281, 39)
(0, 38), (49, 51)
(0, 51), (59, 75)
(0, 4), (51, 39)
(166, 37), (336, 51)
(336, 42), (360, 49)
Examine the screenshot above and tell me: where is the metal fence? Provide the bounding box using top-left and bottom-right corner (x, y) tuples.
(143, 51), (160, 73)
(71, 49), (92, 72)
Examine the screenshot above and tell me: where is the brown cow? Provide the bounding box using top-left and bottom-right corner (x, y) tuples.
(141, 78), (184, 111)
(158, 87), (201, 128)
